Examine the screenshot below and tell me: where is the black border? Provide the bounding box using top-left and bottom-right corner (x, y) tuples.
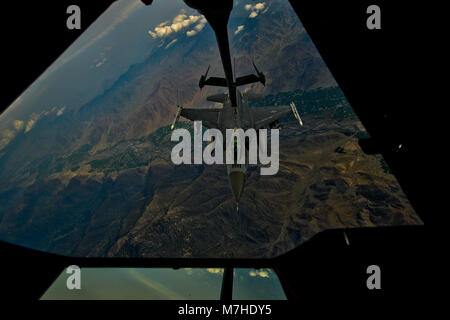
(0, 0), (429, 306)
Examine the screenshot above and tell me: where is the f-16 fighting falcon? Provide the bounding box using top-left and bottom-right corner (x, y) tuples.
(170, 0), (303, 208)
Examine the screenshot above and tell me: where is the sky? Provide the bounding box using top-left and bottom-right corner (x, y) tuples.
(0, 0), (272, 148)
(41, 267), (286, 300)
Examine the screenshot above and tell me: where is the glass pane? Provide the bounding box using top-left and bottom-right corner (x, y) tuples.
(0, 0), (422, 258)
(40, 267), (223, 300)
(232, 268), (286, 300)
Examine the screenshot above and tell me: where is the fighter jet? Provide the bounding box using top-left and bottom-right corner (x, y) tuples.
(171, 0), (303, 207)
(171, 79), (303, 206)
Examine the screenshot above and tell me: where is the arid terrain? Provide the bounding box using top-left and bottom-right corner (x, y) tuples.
(0, 1), (421, 258)
(0, 99), (422, 258)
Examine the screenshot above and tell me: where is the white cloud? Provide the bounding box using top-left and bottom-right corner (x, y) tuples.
(158, 20), (169, 27)
(12, 120), (24, 131)
(254, 3), (265, 10)
(195, 19), (207, 31)
(249, 269), (270, 278)
(206, 268), (223, 275)
(173, 13), (188, 24)
(24, 113), (43, 133)
(186, 30), (197, 37)
(234, 25), (245, 35)
(56, 106), (66, 116)
(0, 129), (15, 150)
(245, 2), (267, 18)
(25, 119), (36, 133)
(95, 57), (108, 68)
(184, 268), (193, 276)
(148, 13), (207, 39)
(165, 38), (178, 49)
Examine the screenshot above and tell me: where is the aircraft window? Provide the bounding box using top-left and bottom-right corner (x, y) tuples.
(40, 267), (286, 300)
(0, 0), (422, 259)
(232, 268), (286, 300)
(41, 268), (224, 300)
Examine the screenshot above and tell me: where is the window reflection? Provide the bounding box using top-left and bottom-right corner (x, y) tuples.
(232, 268), (286, 300)
(41, 268), (223, 300)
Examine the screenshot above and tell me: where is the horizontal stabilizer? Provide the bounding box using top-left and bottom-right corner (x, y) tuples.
(235, 60), (266, 87)
(207, 93), (228, 103)
(235, 74), (265, 87)
(198, 61), (266, 89)
(199, 76), (227, 89)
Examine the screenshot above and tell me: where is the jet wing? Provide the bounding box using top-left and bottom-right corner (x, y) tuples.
(251, 106), (292, 129)
(180, 108), (222, 129)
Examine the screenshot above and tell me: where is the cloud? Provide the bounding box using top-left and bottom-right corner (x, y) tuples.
(0, 129), (15, 150)
(254, 3), (265, 10)
(206, 268), (223, 275)
(25, 119), (36, 133)
(249, 269), (270, 278)
(158, 20), (169, 27)
(165, 39), (178, 49)
(148, 13), (207, 39)
(183, 268), (193, 276)
(95, 57), (108, 68)
(245, 2), (266, 18)
(12, 120), (24, 131)
(1, 110), (57, 149)
(56, 106), (66, 116)
(234, 25), (245, 35)
(195, 19), (207, 31)
(186, 30), (197, 37)
(148, 26), (171, 38)
(0, 119), (26, 149)
(24, 113), (42, 133)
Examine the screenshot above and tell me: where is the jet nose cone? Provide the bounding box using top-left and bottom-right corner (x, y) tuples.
(229, 172), (245, 203)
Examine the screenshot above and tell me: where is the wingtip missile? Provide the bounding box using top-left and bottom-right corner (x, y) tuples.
(171, 105), (183, 130)
(290, 102), (303, 127)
